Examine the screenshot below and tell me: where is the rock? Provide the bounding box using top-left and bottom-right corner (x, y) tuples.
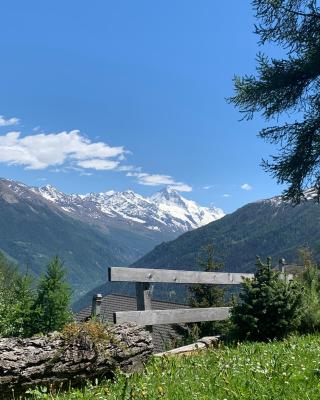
(0, 322), (153, 399)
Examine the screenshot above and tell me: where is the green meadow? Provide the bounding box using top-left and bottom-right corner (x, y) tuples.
(28, 334), (320, 400)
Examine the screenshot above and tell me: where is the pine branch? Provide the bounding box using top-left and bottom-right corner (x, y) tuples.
(279, 5), (320, 19)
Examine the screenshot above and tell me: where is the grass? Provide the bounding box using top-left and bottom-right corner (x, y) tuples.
(27, 334), (320, 400)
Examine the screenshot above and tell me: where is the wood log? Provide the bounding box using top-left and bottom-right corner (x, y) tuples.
(154, 336), (220, 357)
(0, 322), (153, 399)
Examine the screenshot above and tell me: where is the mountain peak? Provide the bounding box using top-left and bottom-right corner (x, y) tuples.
(122, 189), (136, 196)
(160, 186), (179, 194)
(36, 184), (66, 202)
(150, 186), (184, 205)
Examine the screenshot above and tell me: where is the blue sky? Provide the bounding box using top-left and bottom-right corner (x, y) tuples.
(0, 1), (286, 213)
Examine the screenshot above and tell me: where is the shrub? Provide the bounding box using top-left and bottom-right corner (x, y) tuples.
(298, 249), (320, 333)
(230, 257), (303, 341)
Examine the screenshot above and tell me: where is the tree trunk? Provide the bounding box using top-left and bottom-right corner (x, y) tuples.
(0, 322), (153, 399)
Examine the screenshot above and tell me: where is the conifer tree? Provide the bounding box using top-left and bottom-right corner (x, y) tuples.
(12, 274), (36, 337)
(230, 0), (320, 203)
(231, 257), (303, 341)
(33, 256), (72, 334)
(188, 244), (227, 338)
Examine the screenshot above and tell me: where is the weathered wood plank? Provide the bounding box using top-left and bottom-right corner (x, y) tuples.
(136, 282), (153, 332)
(136, 282), (152, 311)
(109, 267), (254, 285)
(114, 307), (231, 325)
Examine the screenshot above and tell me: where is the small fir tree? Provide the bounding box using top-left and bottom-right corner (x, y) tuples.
(231, 257), (303, 341)
(11, 273), (36, 337)
(188, 245), (228, 339)
(33, 256), (72, 334)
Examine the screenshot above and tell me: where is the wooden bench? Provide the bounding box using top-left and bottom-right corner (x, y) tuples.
(108, 267), (256, 326)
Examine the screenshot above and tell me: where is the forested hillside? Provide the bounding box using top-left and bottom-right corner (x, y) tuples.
(75, 194), (320, 310)
(132, 196), (320, 272)
(0, 180), (153, 299)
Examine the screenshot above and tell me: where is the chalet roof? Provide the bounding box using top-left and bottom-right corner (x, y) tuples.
(75, 293), (189, 353)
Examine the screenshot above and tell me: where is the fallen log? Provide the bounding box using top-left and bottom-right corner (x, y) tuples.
(0, 322), (153, 399)
(154, 336), (220, 357)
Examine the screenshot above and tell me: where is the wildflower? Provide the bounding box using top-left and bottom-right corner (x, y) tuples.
(158, 386), (165, 396)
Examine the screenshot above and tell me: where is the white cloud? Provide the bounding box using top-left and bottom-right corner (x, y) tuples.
(80, 171), (93, 176)
(127, 172), (192, 192)
(0, 115), (19, 127)
(222, 193), (230, 198)
(117, 165), (141, 172)
(0, 123), (192, 192)
(77, 159), (119, 170)
(0, 130), (124, 170)
(241, 183), (252, 191)
(202, 185), (214, 190)
(170, 183), (192, 192)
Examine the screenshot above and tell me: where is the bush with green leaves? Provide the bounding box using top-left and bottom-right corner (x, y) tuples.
(231, 257), (303, 341)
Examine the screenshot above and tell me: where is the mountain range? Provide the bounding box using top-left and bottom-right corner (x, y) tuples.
(4, 175), (320, 310)
(74, 189), (320, 310)
(0, 178), (223, 298)
(132, 190), (320, 272)
(32, 184), (224, 234)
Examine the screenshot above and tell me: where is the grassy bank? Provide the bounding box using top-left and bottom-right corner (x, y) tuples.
(28, 334), (320, 400)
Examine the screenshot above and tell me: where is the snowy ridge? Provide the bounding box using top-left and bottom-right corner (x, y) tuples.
(258, 187), (320, 207)
(32, 184), (225, 233)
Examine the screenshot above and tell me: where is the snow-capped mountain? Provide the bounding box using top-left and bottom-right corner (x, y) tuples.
(257, 187), (320, 208)
(150, 187), (224, 230)
(0, 177), (225, 298)
(32, 184), (225, 234)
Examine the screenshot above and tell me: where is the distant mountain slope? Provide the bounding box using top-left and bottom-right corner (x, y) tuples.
(0, 179), (151, 298)
(0, 178), (223, 299)
(132, 193), (320, 272)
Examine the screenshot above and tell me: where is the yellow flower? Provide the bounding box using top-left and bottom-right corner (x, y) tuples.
(158, 386), (165, 396)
